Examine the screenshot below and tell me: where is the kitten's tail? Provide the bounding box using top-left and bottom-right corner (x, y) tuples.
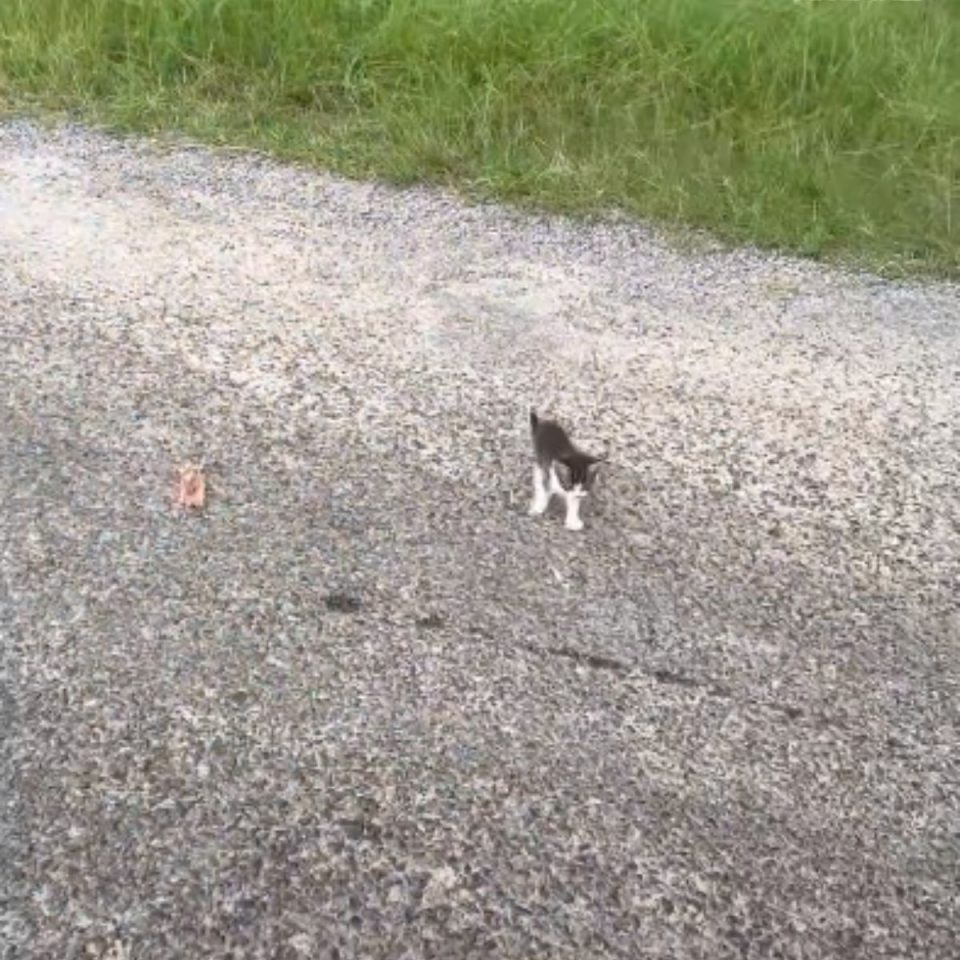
(529, 409), (539, 434)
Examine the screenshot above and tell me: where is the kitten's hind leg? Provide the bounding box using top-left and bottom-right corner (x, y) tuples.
(528, 464), (551, 516)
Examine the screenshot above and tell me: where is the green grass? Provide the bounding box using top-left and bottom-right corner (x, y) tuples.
(1, 0), (958, 277)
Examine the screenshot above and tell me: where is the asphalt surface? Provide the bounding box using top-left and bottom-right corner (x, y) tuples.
(1, 121), (958, 959)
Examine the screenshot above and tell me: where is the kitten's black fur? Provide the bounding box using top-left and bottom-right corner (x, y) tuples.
(530, 410), (603, 489)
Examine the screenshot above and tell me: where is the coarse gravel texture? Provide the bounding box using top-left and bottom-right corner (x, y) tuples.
(1, 119), (959, 960)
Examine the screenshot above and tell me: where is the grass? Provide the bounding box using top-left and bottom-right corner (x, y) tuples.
(1, 0), (958, 277)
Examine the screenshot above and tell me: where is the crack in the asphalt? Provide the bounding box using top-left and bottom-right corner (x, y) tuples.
(542, 644), (630, 673)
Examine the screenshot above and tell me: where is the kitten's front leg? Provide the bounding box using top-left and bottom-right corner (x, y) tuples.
(528, 464), (550, 515)
(563, 493), (584, 531)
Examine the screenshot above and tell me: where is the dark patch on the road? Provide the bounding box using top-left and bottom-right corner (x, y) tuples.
(519, 644), (734, 691)
(324, 592), (362, 613)
(773, 703), (804, 721)
(337, 817), (383, 843)
(533, 644), (630, 673)
(651, 668), (699, 687)
(416, 612), (446, 630)
(648, 668), (732, 698)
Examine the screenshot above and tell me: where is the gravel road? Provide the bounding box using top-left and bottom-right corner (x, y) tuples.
(1, 120), (958, 960)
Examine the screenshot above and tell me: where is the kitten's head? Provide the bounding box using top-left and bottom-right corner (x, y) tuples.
(556, 452), (605, 498)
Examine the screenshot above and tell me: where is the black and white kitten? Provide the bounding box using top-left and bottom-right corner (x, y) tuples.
(528, 410), (604, 531)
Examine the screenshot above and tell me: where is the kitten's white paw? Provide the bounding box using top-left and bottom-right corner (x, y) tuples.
(564, 517), (584, 532)
(529, 501), (548, 516)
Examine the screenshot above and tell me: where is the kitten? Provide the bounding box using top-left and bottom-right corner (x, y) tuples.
(528, 410), (604, 531)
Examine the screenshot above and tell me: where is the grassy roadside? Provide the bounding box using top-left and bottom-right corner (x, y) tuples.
(1, 0), (957, 277)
